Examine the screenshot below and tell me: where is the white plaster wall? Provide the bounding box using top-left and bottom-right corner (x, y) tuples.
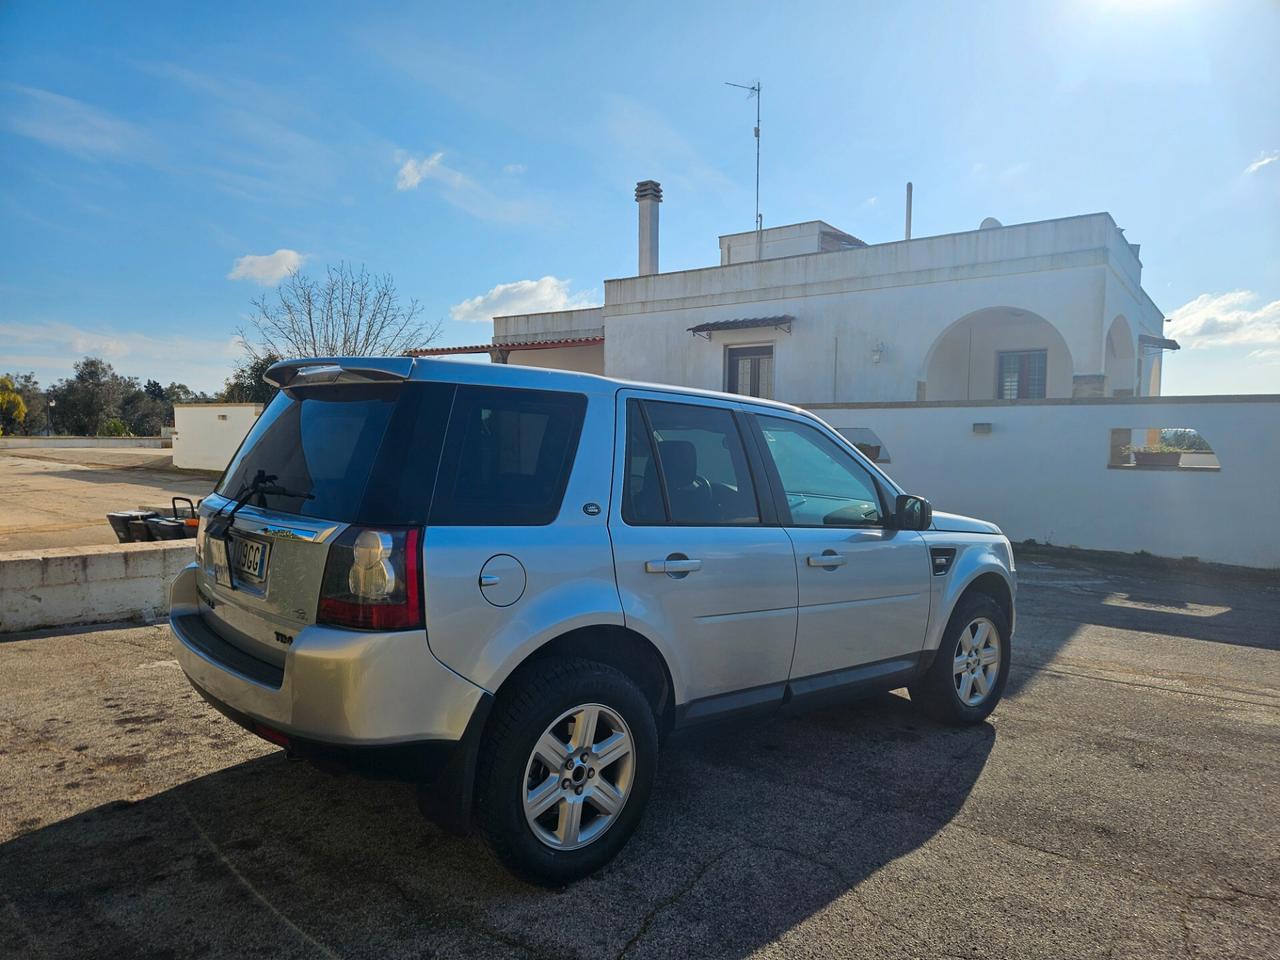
(926, 313), (1075, 400)
(506, 345), (605, 375)
(172, 404), (262, 472)
(494, 307), (603, 341)
(811, 397), (1280, 569)
(603, 262), (1108, 405)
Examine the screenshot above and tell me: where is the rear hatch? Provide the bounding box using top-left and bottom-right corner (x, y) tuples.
(195, 366), (453, 668)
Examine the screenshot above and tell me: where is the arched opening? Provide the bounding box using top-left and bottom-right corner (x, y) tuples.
(1105, 316), (1137, 397)
(922, 307), (1074, 401)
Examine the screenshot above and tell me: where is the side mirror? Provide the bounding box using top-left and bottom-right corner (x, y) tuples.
(894, 494), (933, 531)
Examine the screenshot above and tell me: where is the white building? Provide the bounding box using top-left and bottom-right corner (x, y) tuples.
(415, 182), (1179, 404)
(172, 403), (262, 472)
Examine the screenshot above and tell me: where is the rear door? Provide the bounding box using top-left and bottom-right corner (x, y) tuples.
(746, 412), (931, 688)
(608, 393), (798, 718)
(417, 383), (621, 687)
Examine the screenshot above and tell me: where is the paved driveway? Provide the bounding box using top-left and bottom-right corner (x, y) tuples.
(1, 551), (1277, 959)
(0, 448), (213, 551)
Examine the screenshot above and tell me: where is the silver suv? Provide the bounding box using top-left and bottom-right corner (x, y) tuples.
(170, 356), (1015, 884)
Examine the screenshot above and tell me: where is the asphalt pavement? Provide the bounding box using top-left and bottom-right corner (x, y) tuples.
(1, 549), (1277, 959)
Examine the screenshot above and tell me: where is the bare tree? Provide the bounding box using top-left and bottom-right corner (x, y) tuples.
(240, 262), (441, 359)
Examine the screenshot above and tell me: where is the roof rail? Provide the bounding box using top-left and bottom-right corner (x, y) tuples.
(264, 357), (416, 389)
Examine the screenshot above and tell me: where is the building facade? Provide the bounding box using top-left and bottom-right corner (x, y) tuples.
(416, 183), (1178, 405)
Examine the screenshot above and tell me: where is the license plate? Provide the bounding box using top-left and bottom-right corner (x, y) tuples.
(232, 537), (270, 582)
(208, 535), (234, 588)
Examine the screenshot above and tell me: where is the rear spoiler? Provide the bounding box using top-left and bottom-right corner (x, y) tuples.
(264, 357), (416, 389)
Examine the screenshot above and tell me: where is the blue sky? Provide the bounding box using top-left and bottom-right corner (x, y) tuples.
(1, 0), (1277, 395)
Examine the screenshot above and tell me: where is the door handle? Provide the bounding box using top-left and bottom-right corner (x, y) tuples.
(806, 552), (847, 568)
(644, 558), (703, 574)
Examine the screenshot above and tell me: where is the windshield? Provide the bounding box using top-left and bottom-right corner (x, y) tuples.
(216, 381), (453, 524)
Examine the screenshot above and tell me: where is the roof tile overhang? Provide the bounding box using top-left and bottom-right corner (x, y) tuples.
(408, 334), (604, 357)
(687, 315), (794, 340)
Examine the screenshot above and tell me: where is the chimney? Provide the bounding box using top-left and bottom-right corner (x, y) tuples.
(635, 180), (662, 275)
(904, 181), (913, 240)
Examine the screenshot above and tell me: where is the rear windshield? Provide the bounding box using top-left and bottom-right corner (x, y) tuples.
(217, 382), (454, 524)
(216, 380), (586, 526)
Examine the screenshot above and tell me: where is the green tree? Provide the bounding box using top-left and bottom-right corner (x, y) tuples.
(46, 357), (137, 436)
(98, 416), (130, 437)
(164, 382), (206, 404)
(0, 375), (27, 436)
(121, 388), (168, 436)
(220, 353), (281, 405)
(143, 379), (166, 401)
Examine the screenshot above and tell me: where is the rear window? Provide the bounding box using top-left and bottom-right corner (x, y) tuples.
(216, 382), (454, 524)
(430, 385), (586, 525)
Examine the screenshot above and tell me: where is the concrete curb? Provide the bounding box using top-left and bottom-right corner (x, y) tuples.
(0, 542), (195, 633)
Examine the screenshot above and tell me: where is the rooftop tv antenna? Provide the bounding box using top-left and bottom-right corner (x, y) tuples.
(724, 80), (761, 256)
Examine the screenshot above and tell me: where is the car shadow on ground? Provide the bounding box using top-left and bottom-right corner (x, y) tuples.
(0, 693), (993, 960)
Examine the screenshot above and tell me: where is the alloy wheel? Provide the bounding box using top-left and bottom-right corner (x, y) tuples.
(952, 617), (1001, 707)
(522, 703), (635, 851)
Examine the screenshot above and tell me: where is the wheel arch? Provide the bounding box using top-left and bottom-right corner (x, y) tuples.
(961, 571), (1014, 625)
(926, 548), (1017, 655)
(491, 624), (678, 739)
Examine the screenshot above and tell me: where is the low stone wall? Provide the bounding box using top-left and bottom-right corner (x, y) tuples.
(0, 542), (195, 633)
(0, 436), (168, 449)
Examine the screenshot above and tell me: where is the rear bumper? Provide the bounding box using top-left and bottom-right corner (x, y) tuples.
(187, 675), (461, 781)
(170, 562), (492, 831)
(170, 563), (485, 745)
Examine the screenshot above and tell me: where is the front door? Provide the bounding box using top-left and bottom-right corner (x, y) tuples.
(608, 394), (798, 719)
(748, 412), (931, 689)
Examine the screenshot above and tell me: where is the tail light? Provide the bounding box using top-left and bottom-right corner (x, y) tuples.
(317, 526), (424, 630)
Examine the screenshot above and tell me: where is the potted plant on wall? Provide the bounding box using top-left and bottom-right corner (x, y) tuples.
(1125, 442), (1184, 468)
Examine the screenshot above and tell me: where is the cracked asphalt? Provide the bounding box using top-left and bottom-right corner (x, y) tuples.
(1, 548), (1277, 959)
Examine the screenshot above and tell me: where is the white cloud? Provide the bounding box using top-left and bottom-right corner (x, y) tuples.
(1247, 347), (1280, 364)
(502, 163), (526, 175)
(394, 150), (539, 222)
(0, 83), (150, 160)
(450, 277), (599, 323)
(1166, 290), (1280, 348)
(227, 249), (307, 285)
(1244, 151), (1279, 175)
(0, 320), (244, 394)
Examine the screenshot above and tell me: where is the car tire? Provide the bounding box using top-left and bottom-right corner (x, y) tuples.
(474, 656), (658, 886)
(909, 592), (1011, 725)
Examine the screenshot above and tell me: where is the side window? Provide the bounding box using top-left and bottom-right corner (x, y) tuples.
(625, 400), (761, 525)
(431, 386), (586, 525)
(756, 415), (885, 527)
(622, 400), (666, 524)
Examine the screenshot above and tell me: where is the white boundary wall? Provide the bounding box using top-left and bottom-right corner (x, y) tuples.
(172, 403), (262, 471)
(0, 437), (166, 449)
(0, 542), (195, 633)
(809, 395), (1280, 569)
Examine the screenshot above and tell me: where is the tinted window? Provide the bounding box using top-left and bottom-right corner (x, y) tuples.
(216, 382), (453, 524)
(431, 386), (586, 525)
(622, 400), (666, 524)
(635, 400), (760, 525)
(756, 415), (884, 527)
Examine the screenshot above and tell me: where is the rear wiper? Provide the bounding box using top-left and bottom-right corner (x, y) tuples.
(207, 470), (314, 537)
